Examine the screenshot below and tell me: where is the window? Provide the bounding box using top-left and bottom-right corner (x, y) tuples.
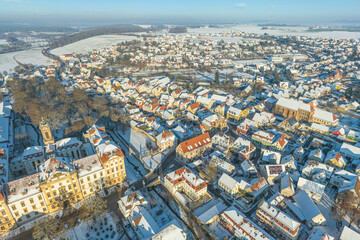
(32, 205), (36, 210)
(21, 202), (25, 207)
(11, 206), (16, 211)
(43, 208), (47, 212)
(15, 212), (19, 217)
(41, 202), (44, 206)
(23, 208), (28, 213)
(29, 198), (34, 204)
(80, 179), (84, 184)
(38, 195), (42, 200)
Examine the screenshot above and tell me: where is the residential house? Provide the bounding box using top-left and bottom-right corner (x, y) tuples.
(176, 133), (212, 162)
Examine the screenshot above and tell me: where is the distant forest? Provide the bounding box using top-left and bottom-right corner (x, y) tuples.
(168, 26), (187, 33)
(0, 25), (78, 34)
(49, 25), (145, 49)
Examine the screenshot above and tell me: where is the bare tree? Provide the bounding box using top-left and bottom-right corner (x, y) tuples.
(32, 216), (59, 240)
(334, 190), (360, 227)
(83, 194), (107, 217)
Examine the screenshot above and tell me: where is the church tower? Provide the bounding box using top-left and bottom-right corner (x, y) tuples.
(40, 119), (54, 145)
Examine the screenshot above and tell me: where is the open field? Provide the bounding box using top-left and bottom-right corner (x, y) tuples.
(50, 35), (140, 56)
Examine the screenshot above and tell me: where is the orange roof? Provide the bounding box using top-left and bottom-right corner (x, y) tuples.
(174, 88), (182, 94)
(277, 134), (287, 148)
(179, 132), (211, 154)
(189, 102), (200, 110)
(250, 177), (266, 191)
(99, 149), (124, 164)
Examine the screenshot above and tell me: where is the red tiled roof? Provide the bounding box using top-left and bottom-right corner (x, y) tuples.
(99, 149), (124, 164)
(179, 132), (211, 154)
(189, 102), (200, 110)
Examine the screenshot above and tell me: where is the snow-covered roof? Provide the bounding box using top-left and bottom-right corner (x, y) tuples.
(339, 226), (360, 240)
(165, 167), (206, 190)
(222, 206), (274, 240)
(307, 229), (334, 240)
(258, 201), (300, 233)
(297, 177), (325, 195)
(276, 97), (311, 112)
(340, 143), (360, 159)
(293, 190), (324, 223)
(310, 122), (329, 132)
(151, 224), (187, 240)
(313, 108), (338, 124)
(218, 173), (238, 191)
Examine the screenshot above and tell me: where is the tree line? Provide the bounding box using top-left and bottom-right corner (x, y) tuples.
(49, 26), (144, 49)
(7, 76), (128, 135)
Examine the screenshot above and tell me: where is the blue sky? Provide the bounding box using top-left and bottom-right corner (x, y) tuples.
(1, 0), (359, 25)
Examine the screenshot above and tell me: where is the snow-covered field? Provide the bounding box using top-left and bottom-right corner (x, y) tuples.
(14, 48), (53, 66)
(0, 39), (9, 45)
(187, 25), (360, 39)
(0, 48), (52, 73)
(51, 35), (140, 56)
(0, 50), (24, 73)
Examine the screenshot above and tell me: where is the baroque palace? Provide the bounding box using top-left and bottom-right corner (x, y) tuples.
(0, 122), (126, 234)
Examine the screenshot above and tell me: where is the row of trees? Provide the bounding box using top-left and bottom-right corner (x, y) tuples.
(49, 26), (143, 49)
(8, 76), (127, 135)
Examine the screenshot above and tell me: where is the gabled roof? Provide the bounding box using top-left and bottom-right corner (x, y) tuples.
(178, 132), (211, 154)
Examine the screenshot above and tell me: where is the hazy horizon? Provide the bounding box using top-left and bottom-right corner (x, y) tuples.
(1, 0), (360, 26)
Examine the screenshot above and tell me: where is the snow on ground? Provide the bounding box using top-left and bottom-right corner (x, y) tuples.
(13, 48), (53, 66)
(58, 212), (121, 240)
(339, 116), (360, 131)
(187, 25), (360, 39)
(117, 127), (156, 157)
(0, 50), (25, 73)
(51, 35), (139, 56)
(0, 39), (9, 45)
(200, 36), (258, 42)
(233, 59), (268, 65)
(313, 187), (360, 239)
(124, 157), (141, 184)
(313, 187), (340, 238)
(141, 149), (170, 170)
(149, 188), (194, 239)
(208, 218), (232, 240)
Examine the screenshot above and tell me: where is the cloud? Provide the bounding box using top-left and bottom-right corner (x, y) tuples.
(235, 3), (247, 8)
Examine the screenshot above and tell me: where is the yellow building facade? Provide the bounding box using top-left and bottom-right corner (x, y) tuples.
(0, 142), (126, 234)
